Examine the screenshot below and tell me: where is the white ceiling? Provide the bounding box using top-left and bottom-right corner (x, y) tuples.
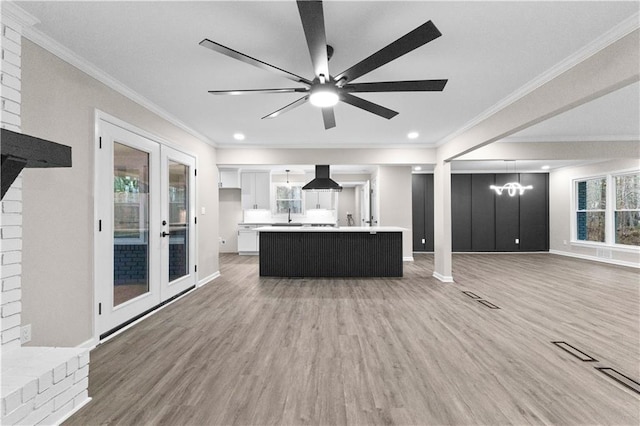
(15, 0), (640, 153)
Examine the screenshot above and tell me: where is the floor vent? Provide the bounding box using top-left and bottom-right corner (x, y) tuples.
(477, 299), (500, 309)
(462, 291), (481, 299)
(551, 341), (598, 362)
(596, 367), (640, 395)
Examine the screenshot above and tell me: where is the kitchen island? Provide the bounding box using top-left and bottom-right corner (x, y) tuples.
(255, 226), (405, 277)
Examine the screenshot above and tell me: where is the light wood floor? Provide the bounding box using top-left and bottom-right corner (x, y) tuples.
(66, 253), (639, 425)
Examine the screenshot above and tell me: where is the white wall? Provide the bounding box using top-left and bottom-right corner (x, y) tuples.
(549, 158), (639, 267)
(377, 166), (413, 260)
(20, 39), (219, 347)
(219, 189), (242, 253)
(337, 187), (356, 226)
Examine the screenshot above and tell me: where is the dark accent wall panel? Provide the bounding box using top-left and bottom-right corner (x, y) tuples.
(495, 173), (520, 251)
(519, 173), (549, 251)
(423, 175), (434, 252)
(451, 174), (472, 251)
(259, 232), (403, 277)
(412, 174), (426, 251)
(471, 174), (496, 251)
(411, 174), (434, 252)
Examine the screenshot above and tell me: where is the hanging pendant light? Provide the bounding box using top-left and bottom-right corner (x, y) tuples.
(489, 160), (533, 196)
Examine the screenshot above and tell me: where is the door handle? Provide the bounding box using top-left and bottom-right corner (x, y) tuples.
(161, 231), (171, 237)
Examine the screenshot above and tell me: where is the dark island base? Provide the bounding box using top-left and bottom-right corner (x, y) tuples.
(259, 231), (403, 277)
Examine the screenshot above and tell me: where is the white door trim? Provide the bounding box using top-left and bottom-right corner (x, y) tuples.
(93, 110), (199, 341)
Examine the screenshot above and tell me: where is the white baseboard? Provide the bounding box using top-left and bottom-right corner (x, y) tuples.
(403, 256), (414, 262)
(549, 249), (640, 269)
(77, 337), (98, 350)
(432, 271), (455, 283)
(199, 270), (221, 287)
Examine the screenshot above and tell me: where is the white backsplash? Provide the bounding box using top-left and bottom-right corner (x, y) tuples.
(242, 208), (337, 224)
(243, 209), (272, 223)
(304, 209), (336, 223)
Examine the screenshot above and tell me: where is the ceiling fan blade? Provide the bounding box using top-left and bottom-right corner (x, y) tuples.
(335, 21), (442, 83)
(343, 79), (448, 93)
(340, 93), (398, 120)
(261, 96), (309, 119)
(296, 0), (330, 79)
(321, 107), (336, 129)
(200, 39), (312, 86)
(208, 88), (309, 95)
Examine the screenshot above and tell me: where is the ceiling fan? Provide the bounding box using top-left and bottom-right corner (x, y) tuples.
(199, 0), (447, 130)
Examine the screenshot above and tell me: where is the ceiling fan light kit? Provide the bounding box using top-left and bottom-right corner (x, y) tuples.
(200, 0), (448, 130)
(309, 86), (339, 107)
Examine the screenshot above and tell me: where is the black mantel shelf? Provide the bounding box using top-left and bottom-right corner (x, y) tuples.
(1, 128), (72, 199)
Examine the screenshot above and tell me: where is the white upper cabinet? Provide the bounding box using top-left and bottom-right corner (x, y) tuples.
(241, 171), (271, 210)
(219, 168), (240, 188)
(305, 191), (334, 210)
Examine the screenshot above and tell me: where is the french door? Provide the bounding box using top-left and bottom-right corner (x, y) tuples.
(96, 120), (196, 337)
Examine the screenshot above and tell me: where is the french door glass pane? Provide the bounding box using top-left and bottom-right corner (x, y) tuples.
(113, 143), (150, 306)
(169, 161), (189, 282)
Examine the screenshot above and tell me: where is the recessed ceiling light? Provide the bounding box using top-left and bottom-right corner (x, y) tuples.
(407, 132), (419, 139)
(414, 166), (422, 171)
(233, 133), (245, 141)
(541, 165), (550, 170)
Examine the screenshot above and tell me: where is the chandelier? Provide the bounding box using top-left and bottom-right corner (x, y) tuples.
(490, 160), (533, 196)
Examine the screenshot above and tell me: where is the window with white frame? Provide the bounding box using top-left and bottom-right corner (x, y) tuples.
(576, 176), (606, 242)
(574, 171), (640, 247)
(614, 173), (640, 246)
(274, 184), (303, 214)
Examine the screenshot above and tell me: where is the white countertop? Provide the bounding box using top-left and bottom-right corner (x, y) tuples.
(239, 222), (336, 226)
(255, 226), (406, 233)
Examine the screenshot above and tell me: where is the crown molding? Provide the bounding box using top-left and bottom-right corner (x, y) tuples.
(500, 134), (640, 144)
(437, 12), (640, 147)
(1, 2), (40, 31)
(20, 21), (218, 148)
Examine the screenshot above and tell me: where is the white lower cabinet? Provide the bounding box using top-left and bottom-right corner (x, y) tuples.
(238, 226), (259, 254)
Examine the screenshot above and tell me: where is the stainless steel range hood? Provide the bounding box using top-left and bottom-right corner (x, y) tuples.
(302, 165), (342, 192)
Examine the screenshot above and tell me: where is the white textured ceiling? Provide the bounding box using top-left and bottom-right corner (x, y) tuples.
(15, 0), (640, 151)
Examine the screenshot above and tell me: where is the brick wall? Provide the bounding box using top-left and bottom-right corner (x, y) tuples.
(1, 15), (24, 352)
(1, 5), (92, 425)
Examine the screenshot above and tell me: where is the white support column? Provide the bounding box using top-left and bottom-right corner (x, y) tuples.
(432, 159), (454, 282)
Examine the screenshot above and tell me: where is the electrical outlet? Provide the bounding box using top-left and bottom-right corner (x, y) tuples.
(515, 238), (520, 244)
(21, 324), (31, 344)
